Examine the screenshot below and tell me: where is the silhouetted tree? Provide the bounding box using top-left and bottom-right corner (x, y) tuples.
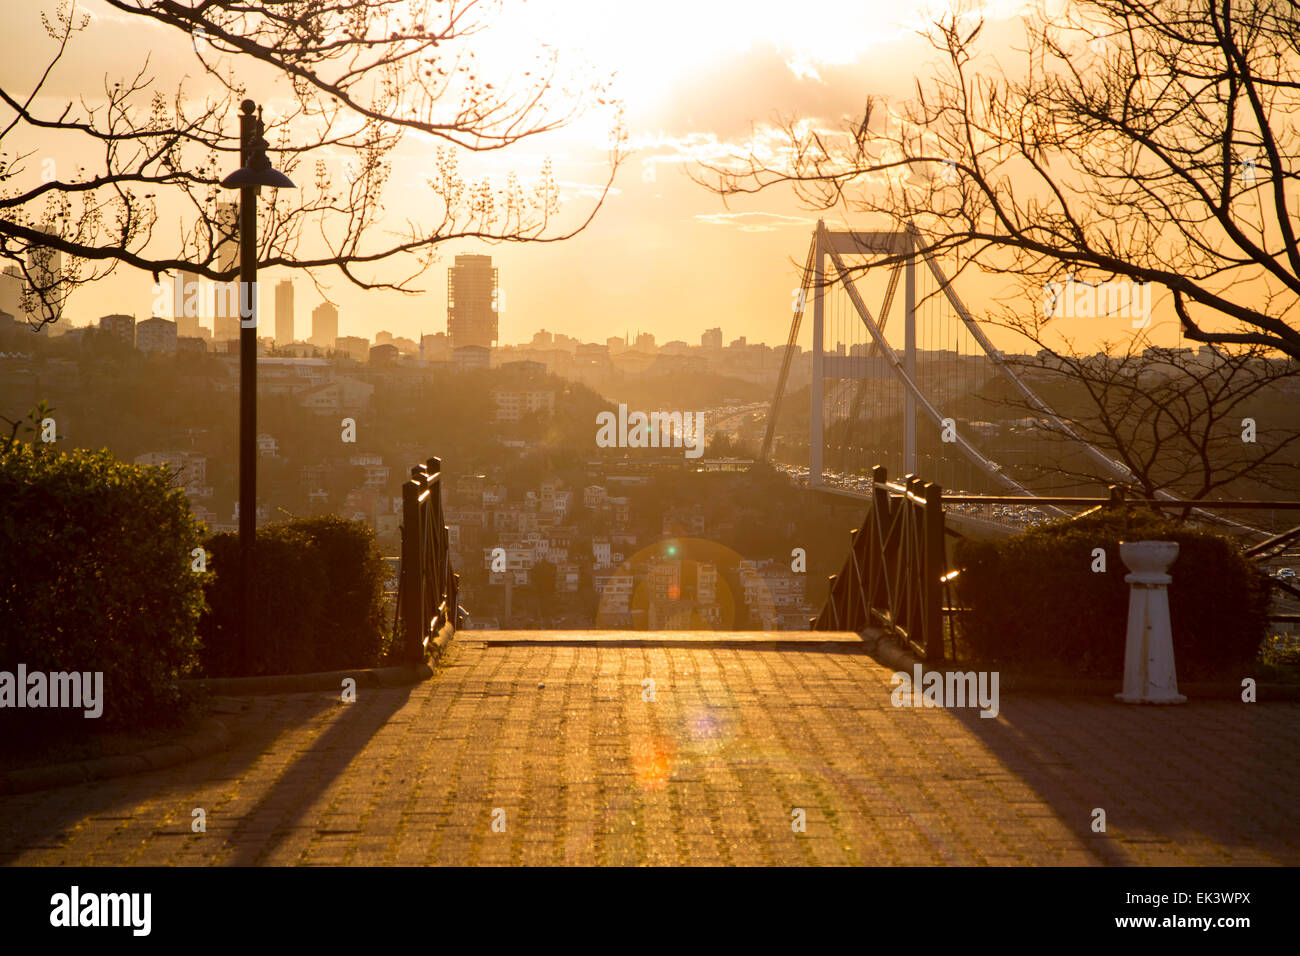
(696, 0), (1300, 360)
(998, 341), (1300, 503)
(2, 0), (623, 329)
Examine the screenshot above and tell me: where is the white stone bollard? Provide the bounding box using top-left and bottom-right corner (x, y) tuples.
(1116, 540), (1187, 704)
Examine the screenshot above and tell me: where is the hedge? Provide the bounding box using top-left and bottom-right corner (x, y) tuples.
(952, 509), (1271, 679)
(0, 441), (206, 736)
(197, 515), (388, 677)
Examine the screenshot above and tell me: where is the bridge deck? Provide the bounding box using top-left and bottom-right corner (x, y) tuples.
(2, 631), (1297, 865)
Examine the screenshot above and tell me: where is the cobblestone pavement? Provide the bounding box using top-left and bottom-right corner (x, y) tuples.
(2, 632), (1297, 866)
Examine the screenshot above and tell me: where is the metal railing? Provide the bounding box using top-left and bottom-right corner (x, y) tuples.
(813, 465), (949, 660)
(395, 456), (462, 662)
(814, 467), (1300, 652)
(944, 487), (1300, 623)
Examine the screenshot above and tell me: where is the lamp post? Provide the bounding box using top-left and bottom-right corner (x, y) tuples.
(221, 99), (295, 670)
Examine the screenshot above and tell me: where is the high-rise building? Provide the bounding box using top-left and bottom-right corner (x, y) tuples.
(312, 302), (339, 349)
(172, 269), (204, 338)
(275, 279), (294, 346)
(215, 202), (239, 271)
(25, 227), (63, 328)
(702, 327), (722, 350)
(446, 254), (498, 351)
(212, 202), (242, 344)
(0, 267), (23, 323)
(0, 229), (62, 333)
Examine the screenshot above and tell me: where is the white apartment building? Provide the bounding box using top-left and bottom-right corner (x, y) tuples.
(491, 388), (556, 423)
(136, 317), (178, 353)
(595, 571), (634, 617)
(296, 377), (374, 415)
(697, 563), (718, 604)
(134, 450), (212, 499)
(257, 433), (278, 457)
(557, 562), (581, 593)
(349, 454), (390, 489)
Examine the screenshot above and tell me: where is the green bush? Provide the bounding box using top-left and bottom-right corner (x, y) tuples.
(0, 441), (206, 732)
(196, 526), (327, 677)
(197, 516), (387, 677)
(288, 515), (387, 669)
(952, 509), (1271, 679)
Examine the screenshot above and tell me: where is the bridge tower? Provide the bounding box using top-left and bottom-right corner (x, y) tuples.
(765, 221), (920, 486)
(808, 223), (919, 484)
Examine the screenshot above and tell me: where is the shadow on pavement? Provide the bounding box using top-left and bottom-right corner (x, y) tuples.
(0, 682), (419, 866)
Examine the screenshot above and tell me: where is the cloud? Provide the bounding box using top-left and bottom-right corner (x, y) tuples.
(641, 40), (927, 141)
(693, 211), (813, 233)
(785, 53), (824, 83)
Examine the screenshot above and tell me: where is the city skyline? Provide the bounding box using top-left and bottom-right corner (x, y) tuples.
(3, 1), (1252, 357)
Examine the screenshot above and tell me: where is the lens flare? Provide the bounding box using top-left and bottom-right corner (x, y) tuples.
(631, 735), (675, 790)
(677, 700), (738, 757)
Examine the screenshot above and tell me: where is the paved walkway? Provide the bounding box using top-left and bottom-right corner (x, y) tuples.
(2, 632), (1298, 866)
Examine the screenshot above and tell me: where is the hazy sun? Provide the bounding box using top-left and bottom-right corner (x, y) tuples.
(472, 0), (945, 111)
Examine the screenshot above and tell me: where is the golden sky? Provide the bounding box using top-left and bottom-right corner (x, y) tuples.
(0, 1), (1213, 352)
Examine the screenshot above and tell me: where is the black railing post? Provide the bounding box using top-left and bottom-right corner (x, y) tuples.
(825, 573), (839, 629)
(401, 472), (422, 662)
(923, 480), (945, 662)
(904, 476), (923, 643)
(845, 527), (860, 629)
(450, 571), (461, 627)
(395, 456), (462, 660)
(869, 465), (890, 612)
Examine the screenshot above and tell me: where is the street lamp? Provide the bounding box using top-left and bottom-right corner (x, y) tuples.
(222, 99), (294, 670)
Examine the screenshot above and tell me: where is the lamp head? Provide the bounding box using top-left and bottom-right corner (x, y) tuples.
(222, 162), (296, 189)
(222, 102), (295, 189)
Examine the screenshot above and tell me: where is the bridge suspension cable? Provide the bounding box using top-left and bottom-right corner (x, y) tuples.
(764, 221), (1270, 537)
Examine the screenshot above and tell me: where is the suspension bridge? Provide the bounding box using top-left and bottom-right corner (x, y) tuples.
(761, 222), (1154, 495)
(759, 221), (1300, 544)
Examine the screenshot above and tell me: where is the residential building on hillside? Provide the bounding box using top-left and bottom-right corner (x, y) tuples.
(134, 450), (212, 499)
(350, 453), (390, 489)
(595, 571), (634, 625)
(491, 387), (556, 423)
(98, 313), (135, 346)
(454, 344), (491, 370)
(335, 335), (369, 362)
(296, 377), (374, 415)
(136, 317), (177, 353)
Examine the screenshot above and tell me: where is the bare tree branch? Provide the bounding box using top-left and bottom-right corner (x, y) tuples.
(0, 0), (625, 331)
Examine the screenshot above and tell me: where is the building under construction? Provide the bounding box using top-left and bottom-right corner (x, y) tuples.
(447, 254), (498, 351)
